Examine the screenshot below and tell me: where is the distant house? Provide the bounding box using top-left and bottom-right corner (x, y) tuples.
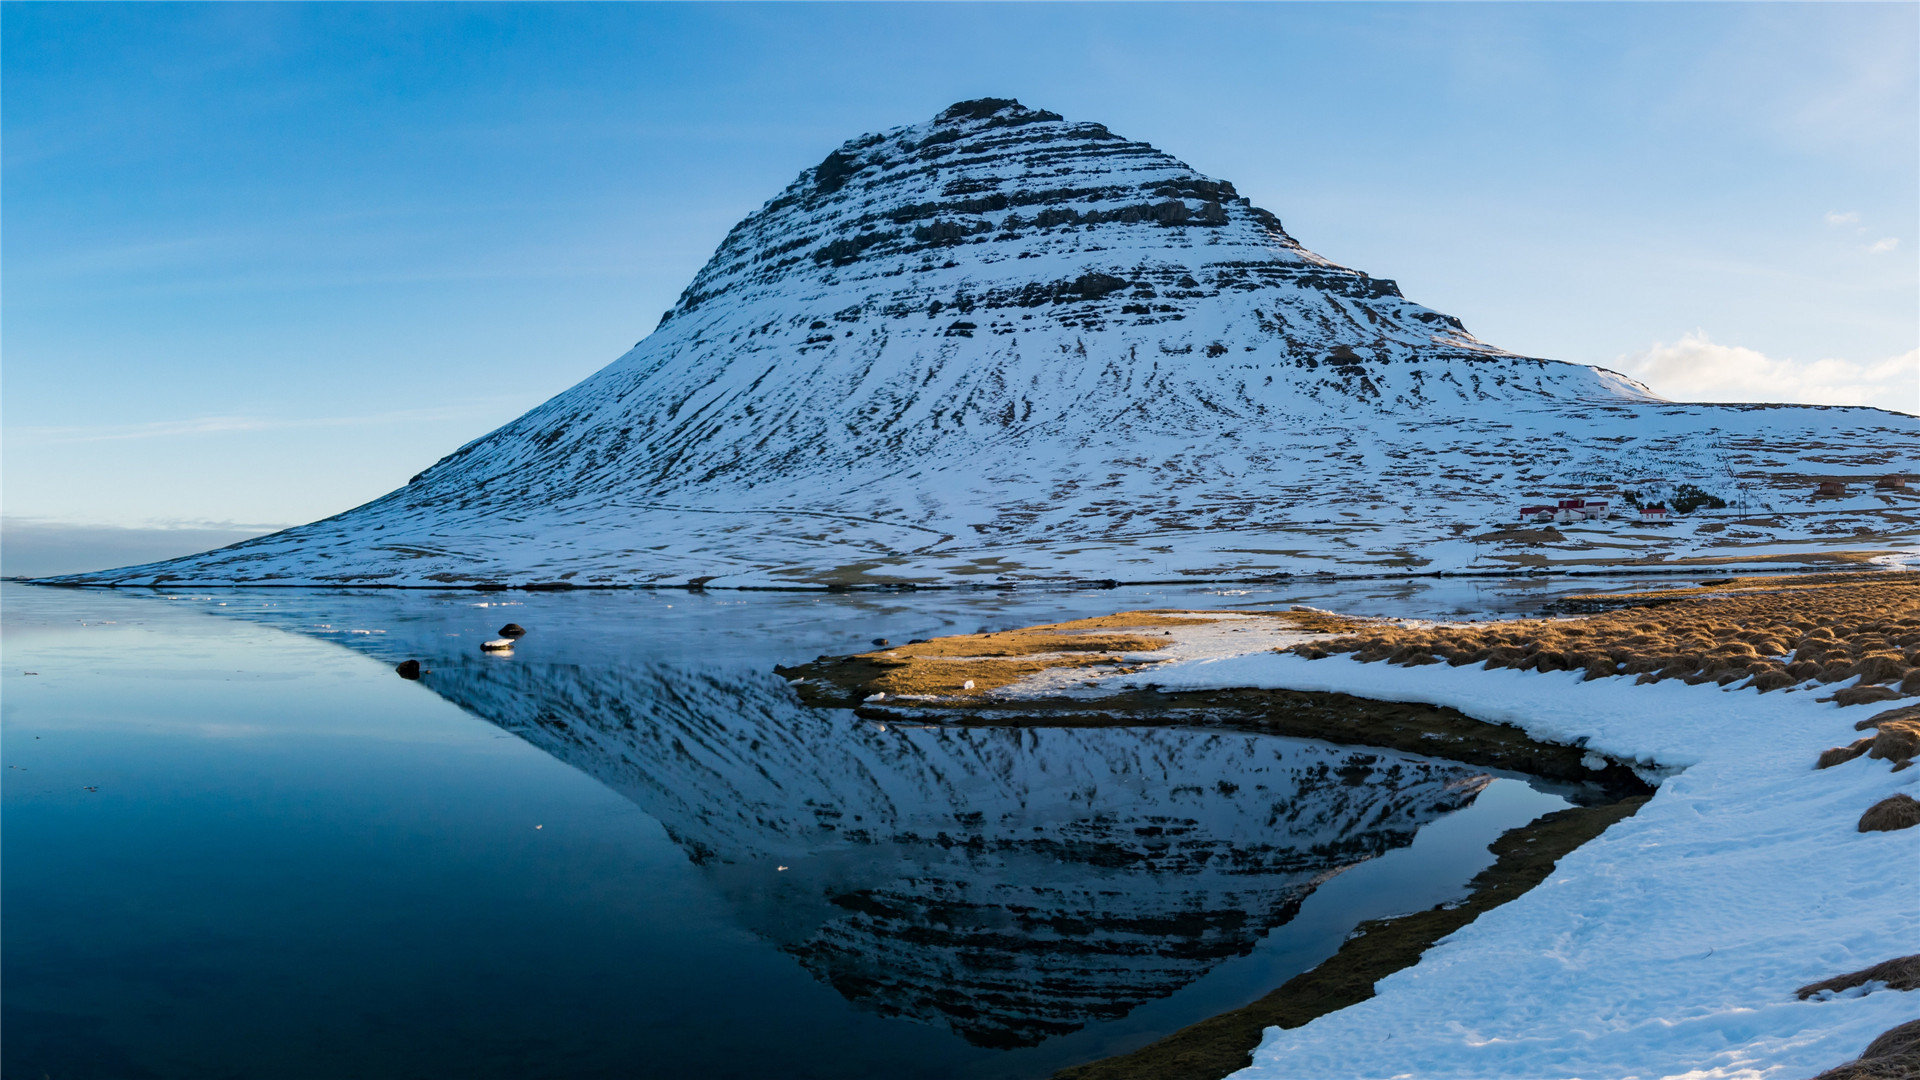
(1877, 474), (1909, 491)
(1518, 497), (1614, 524)
(1816, 479), (1849, 497)
(1639, 504), (1670, 522)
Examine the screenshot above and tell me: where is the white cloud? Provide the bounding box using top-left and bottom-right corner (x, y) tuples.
(1868, 236), (1901, 254)
(1825, 210), (1861, 226)
(1617, 331), (1917, 414)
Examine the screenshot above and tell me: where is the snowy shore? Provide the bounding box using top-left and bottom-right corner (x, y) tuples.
(1071, 650), (1917, 1079)
(784, 582), (1918, 1077)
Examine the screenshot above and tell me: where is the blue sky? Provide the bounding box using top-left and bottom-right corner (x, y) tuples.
(4, 2), (1915, 560)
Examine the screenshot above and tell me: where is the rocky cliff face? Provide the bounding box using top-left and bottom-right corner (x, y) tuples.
(55, 99), (1917, 587)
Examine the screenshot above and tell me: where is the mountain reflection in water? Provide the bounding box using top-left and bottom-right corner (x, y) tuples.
(305, 607), (1494, 1049)
(7, 582), (1597, 1078)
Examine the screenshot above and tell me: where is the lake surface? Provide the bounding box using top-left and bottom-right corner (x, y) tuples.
(2, 578), (1635, 1079)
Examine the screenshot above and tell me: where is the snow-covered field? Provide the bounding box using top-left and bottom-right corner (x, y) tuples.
(1048, 647), (1916, 1079)
(44, 99), (1920, 589)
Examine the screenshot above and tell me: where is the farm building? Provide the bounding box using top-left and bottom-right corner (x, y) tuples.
(1518, 498), (1614, 523)
(1639, 504), (1670, 522)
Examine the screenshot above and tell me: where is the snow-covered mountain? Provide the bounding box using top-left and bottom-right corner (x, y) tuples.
(54, 98), (1918, 587)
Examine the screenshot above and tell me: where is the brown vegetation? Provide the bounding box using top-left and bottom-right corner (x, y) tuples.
(1797, 955), (1920, 999)
(1810, 1019), (1920, 1080)
(1858, 794), (1920, 832)
(1841, 704), (1920, 772)
(1290, 572), (1920, 704)
(783, 611), (1239, 697)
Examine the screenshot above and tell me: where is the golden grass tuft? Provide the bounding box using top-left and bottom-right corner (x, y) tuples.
(840, 611), (1243, 697)
(1858, 793), (1920, 832)
(1288, 574), (1920, 704)
(1816, 739), (1874, 769)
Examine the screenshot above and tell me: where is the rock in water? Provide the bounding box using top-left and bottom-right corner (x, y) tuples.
(46, 99), (1920, 588)
(498, 623), (527, 638)
(395, 659), (422, 680)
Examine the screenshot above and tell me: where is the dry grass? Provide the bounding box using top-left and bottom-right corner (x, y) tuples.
(1561, 570), (1920, 605)
(1820, 704), (1920, 771)
(840, 611), (1230, 697)
(1290, 572), (1920, 706)
(1797, 954), (1920, 999)
(1858, 794), (1920, 832)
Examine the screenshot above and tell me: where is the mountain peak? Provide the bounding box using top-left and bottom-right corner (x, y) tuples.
(935, 97), (1049, 123)
(660, 97), (1441, 354)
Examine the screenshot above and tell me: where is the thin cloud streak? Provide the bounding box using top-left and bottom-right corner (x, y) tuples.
(9, 400), (525, 445)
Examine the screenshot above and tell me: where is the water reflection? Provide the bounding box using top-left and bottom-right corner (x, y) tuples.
(248, 591), (1500, 1048)
(427, 656), (1493, 1046)
(9, 582), (1597, 1074)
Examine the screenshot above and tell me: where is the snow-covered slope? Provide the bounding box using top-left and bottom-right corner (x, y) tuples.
(54, 99), (1920, 587)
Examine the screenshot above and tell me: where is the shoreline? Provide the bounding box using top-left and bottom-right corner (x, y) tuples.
(777, 571), (1918, 1078)
(782, 621), (1659, 1079)
(14, 549), (1911, 592)
(811, 687), (1658, 1080)
(1055, 793), (1651, 1080)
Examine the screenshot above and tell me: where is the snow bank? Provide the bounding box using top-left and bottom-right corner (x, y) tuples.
(1085, 653), (1917, 1078)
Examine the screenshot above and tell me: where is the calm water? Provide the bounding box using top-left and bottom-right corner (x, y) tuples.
(2, 579), (1629, 1079)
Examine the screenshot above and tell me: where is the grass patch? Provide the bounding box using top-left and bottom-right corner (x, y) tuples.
(781, 611), (1268, 697)
(1292, 572), (1920, 706)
